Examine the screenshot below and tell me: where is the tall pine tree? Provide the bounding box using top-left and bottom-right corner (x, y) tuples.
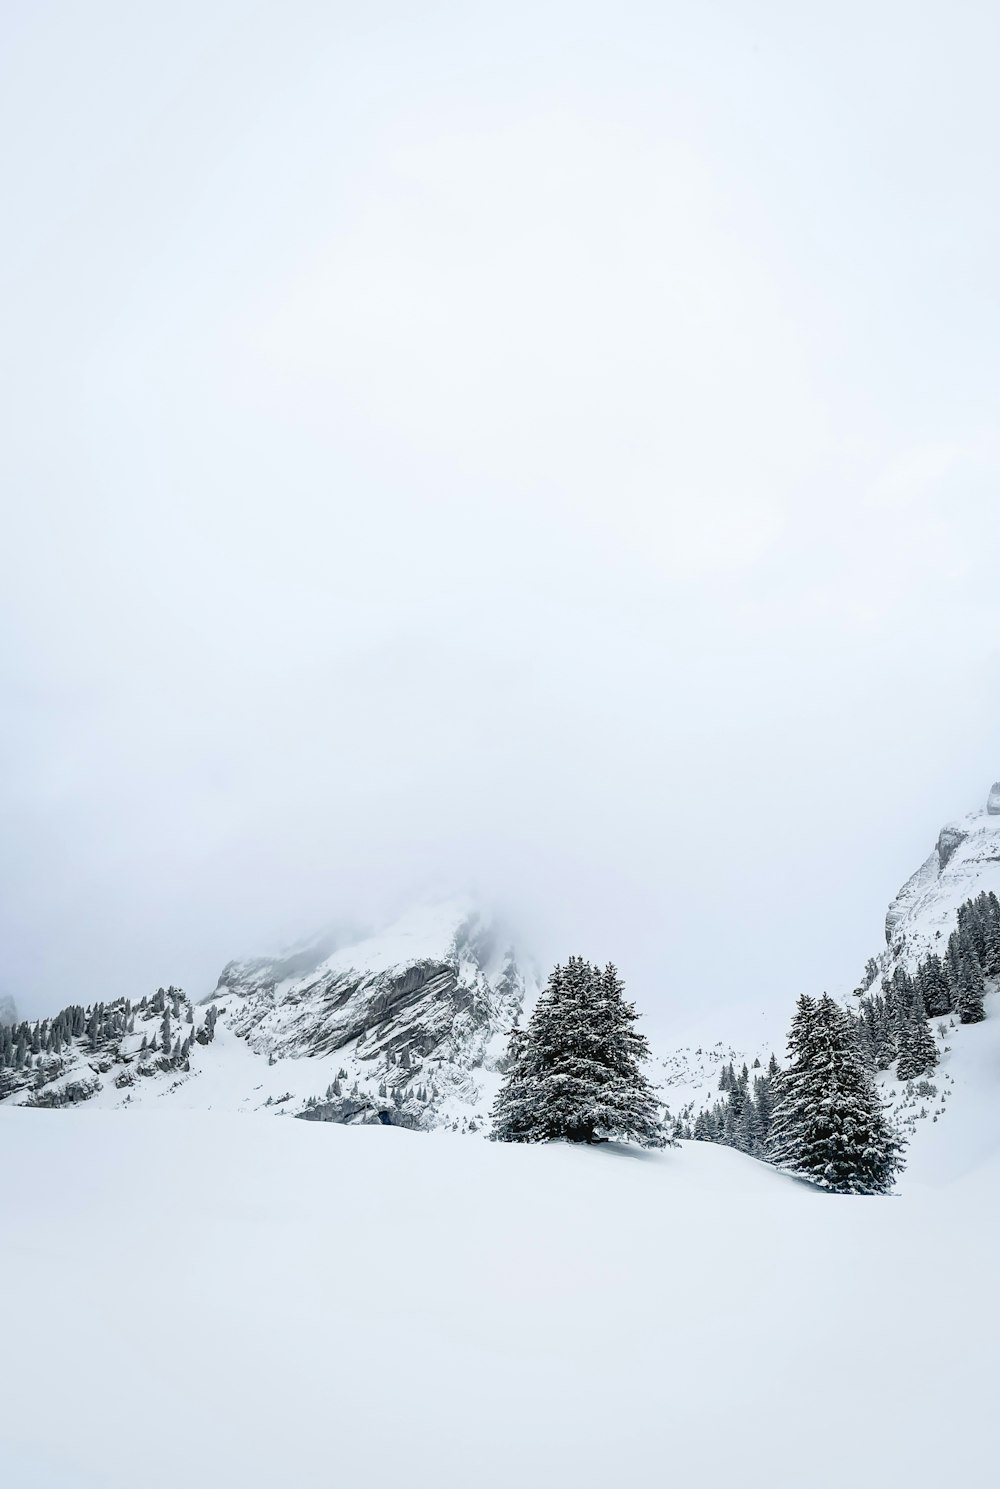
(491, 958), (667, 1148)
(955, 951), (986, 1024)
(770, 994), (904, 1195)
(896, 994), (938, 1082)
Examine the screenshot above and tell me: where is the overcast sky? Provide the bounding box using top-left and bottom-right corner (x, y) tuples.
(3, 1), (999, 1033)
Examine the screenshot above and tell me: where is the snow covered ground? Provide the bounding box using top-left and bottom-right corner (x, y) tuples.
(3, 1101), (997, 1489)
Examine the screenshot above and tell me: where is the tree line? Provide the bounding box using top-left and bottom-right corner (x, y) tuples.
(0, 986), (217, 1101)
(689, 1054), (781, 1156)
(857, 889), (999, 1079)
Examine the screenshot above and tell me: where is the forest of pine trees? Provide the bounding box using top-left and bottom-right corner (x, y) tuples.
(857, 889), (1000, 1073)
(0, 985), (213, 1102)
(690, 1053), (781, 1156)
(491, 957), (668, 1147)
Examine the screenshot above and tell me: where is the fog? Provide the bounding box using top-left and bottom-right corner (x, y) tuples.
(3, 1), (999, 1033)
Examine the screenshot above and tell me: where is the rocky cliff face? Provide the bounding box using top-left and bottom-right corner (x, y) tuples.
(879, 806), (1000, 978)
(204, 900), (537, 1129)
(988, 782), (1000, 816)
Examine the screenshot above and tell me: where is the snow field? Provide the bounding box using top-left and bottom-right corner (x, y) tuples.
(1, 1109), (997, 1489)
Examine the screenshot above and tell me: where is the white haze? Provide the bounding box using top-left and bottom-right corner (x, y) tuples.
(2, 1), (999, 1031)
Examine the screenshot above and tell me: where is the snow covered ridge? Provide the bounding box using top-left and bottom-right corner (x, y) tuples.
(879, 802), (1000, 978)
(0, 986), (218, 1107)
(0, 900), (538, 1129)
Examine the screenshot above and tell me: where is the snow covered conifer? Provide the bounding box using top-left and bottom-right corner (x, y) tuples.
(753, 1072), (776, 1150)
(491, 957), (667, 1147)
(896, 996), (938, 1081)
(770, 994), (904, 1195)
(920, 955), (952, 1018)
(736, 1091), (761, 1155)
(955, 952), (986, 1025)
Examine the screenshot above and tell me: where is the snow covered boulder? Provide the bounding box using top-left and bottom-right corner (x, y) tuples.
(988, 782), (1000, 815)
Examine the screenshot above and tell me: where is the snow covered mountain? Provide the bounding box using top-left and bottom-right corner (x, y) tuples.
(208, 899), (535, 1127)
(0, 899), (538, 1130)
(879, 794), (1000, 978)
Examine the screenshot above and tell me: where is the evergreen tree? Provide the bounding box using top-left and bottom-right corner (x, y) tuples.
(770, 994), (904, 1195)
(735, 1091), (761, 1155)
(491, 958), (667, 1147)
(896, 996), (938, 1081)
(753, 1072), (776, 1150)
(921, 955), (952, 1018)
(955, 951), (986, 1024)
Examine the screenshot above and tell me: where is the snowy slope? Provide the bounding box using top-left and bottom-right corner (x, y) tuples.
(843, 792), (1000, 1178)
(837, 791), (1000, 1180)
(881, 998), (1000, 1187)
(2, 1109), (997, 1489)
(881, 803), (1000, 976)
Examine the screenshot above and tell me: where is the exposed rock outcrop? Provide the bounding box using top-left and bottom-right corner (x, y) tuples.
(988, 782), (1000, 815)
(205, 900), (536, 1129)
(937, 824), (969, 869)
